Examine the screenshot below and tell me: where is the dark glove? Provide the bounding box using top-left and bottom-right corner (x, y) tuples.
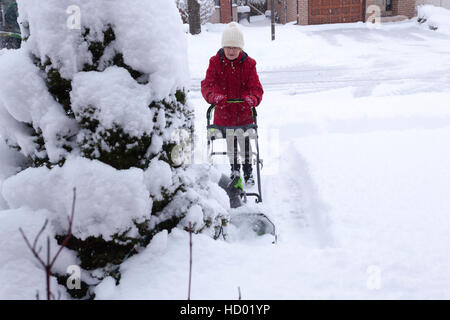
(244, 95), (257, 108)
(210, 93), (227, 105)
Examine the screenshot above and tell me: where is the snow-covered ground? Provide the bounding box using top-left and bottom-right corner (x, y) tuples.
(94, 14), (450, 299)
(2, 8), (450, 299)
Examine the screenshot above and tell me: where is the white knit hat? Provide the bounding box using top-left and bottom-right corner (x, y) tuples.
(221, 22), (244, 49)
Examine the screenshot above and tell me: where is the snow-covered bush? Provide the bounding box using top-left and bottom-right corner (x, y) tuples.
(417, 5), (450, 34)
(176, 0), (215, 25)
(0, 0), (229, 298)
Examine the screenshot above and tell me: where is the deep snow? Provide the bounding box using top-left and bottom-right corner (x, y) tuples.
(2, 7), (450, 299)
(95, 14), (450, 299)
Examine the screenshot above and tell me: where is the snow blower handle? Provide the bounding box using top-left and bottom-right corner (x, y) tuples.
(227, 99), (258, 120)
(207, 99), (257, 126)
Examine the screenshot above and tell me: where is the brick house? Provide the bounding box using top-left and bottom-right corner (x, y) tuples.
(209, 0), (239, 23)
(269, 0), (417, 25)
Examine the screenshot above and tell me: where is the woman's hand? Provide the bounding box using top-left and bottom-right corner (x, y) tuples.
(244, 95), (257, 108)
(210, 93), (227, 105)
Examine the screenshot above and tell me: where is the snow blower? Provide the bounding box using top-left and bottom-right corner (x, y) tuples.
(0, 31), (21, 49)
(207, 99), (276, 242)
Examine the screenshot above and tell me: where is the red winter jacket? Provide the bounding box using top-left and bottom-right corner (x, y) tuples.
(201, 49), (264, 126)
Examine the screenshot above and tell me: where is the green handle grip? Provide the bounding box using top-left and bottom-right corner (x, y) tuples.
(227, 99), (245, 103)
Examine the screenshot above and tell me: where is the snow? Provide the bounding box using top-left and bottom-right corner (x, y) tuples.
(0, 49), (10, 56)
(180, 205), (204, 232)
(176, 0), (216, 26)
(144, 159), (173, 200)
(0, 139), (25, 210)
(418, 4), (450, 34)
(247, 0), (266, 4)
(17, 0), (189, 97)
(0, 49), (77, 162)
(2, 157), (152, 240)
(237, 6), (251, 13)
(71, 66), (154, 137)
(1, 0), (200, 246)
(2, 5), (450, 299)
(97, 13), (450, 299)
(0, 207), (76, 300)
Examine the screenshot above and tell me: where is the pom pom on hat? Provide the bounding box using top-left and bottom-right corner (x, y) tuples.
(221, 22), (244, 49)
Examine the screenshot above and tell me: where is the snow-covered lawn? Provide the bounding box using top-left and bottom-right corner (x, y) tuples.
(2, 9), (450, 299)
(96, 17), (450, 299)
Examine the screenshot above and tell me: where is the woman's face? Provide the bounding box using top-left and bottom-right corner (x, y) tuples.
(223, 47), (242, 60)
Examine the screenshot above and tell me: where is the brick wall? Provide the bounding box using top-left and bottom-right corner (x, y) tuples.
(267, 0), (297, 24)
(270, 0), (416, 26)
(392, 0), (416, 17)
(232, 4), (238, 22)
(220, 0), (232, 23)
(297, 0), (308, 25)
(209, 3), (239, 23)
(286, 1), (298, 22)
(366, 0), (417, 20)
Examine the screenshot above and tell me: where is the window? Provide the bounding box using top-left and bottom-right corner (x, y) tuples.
(386, 0), (392, 11)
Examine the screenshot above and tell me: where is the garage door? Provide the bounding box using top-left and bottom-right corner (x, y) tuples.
(308, 0), (364, 25)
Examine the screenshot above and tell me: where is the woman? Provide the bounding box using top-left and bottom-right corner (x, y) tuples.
(201, 22), (264, 186)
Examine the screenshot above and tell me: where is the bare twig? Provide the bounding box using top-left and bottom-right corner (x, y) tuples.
(238, 286), (242, 300)
(19, 187), (77, 300)
(49, 188), (76, 268)
(188, 222), (193, 300)
(19, 225), (47, 268)
(33, 219), (48, 252)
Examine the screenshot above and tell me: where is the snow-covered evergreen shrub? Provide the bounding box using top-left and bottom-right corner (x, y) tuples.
(0, 0), (229, 298)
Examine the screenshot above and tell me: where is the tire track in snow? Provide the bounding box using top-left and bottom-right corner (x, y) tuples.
(263, 143), (335, 248)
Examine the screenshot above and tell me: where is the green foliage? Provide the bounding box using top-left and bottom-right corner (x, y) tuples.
(77, 119), (153, 170)
(112, 53), (147, 83)
(151, 185), (185, 215)
(45, 68), (73, 117)
(32, 55), (73, 117)
(81, 25), (147, 84)
(55, 211), (185, 291)
(136, 214), (184, 248)
(74, 91), (193, 170)
(82, 25), (115, 72)
(56, 233), (136, 271)
(175, 89), (187, 105)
